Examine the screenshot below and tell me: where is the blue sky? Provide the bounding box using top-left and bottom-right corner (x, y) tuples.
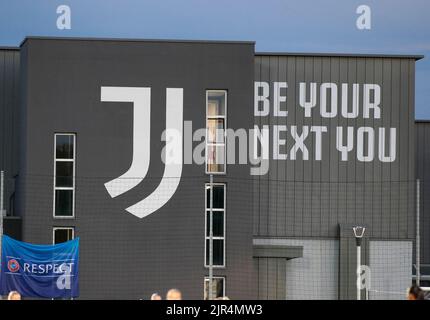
(0, 0), (429, 118)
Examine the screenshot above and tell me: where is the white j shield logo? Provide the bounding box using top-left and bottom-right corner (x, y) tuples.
(100, 86), (183, 218)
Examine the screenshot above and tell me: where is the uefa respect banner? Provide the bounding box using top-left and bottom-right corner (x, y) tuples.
(0, 235), (79, 298)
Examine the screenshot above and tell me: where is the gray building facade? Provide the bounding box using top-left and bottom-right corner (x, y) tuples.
(253, 53), (419, 299)
(415, 120), (430, 286)
(0, 37), (425, 299)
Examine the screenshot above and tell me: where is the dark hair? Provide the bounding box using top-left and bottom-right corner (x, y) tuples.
(409, 284), (424, 299)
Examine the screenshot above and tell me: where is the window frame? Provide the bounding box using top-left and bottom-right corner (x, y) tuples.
(205, 90), (227, 175)
(203, 276), (226, 300)
(52, 227), (75, 245)
(53, 133), (76, 219)
(204, 183), (226, 268)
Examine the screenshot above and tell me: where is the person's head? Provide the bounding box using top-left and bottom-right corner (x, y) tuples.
(166, 288), (182, 300)
(151, 293), (162, 300)
(408, 284), (424, 300)
(7, 291), (21, 300)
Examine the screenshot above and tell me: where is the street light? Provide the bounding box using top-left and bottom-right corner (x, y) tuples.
(353, 226), (366, 300)
(208, 174), (214, 300)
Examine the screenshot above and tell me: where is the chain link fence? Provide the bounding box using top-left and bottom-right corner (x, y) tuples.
(0, 172), (426, 300)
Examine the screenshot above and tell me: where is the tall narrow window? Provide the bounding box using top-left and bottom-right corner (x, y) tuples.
(206, 90), (226, 174)
(53, 227), (74, 244)
(54, 134), (76, 218)
(204, 276), (225, 300)
(205, 183), (225, 267)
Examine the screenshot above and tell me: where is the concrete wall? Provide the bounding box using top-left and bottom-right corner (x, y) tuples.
(254, 238), (339, 300)
(369, 240), (412, 300)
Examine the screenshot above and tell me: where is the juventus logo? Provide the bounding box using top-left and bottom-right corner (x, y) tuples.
(101, 86), (183, 218)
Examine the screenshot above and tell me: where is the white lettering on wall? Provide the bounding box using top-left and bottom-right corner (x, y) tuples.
(320, 83), (338, 118)
(252, 81), (397, 165)
(336, 127), (354, 161)
(311, 126), (328, 161)
(290, 126), (309, 160)
(341, 84), (360, 118)
(299, 82), (317, 117)
(254, 82), (270, 116)
(363, 84), (381, 119)
(357, 127), (375, 162)
(273, 82), (288, 117)
(273, 125), (287, 160)
(378, 128), (396, 162)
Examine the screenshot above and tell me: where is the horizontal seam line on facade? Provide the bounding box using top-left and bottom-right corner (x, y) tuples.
(255, 51), (424, 60)
(20, 36), (256, 47)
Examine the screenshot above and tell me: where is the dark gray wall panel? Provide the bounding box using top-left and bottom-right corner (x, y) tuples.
(3, 216), (21, 240)
(255, 257), (286, 300)
(19, 38), (255, 299)
(0, 49), (20, 217)
(416, 122), (430, 265)
(254, 55), (416, 240)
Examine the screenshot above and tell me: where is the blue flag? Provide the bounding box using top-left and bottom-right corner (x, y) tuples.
(0, 235), (79, 298)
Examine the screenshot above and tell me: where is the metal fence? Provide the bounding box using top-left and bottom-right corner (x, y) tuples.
(0, 171), (427, 300)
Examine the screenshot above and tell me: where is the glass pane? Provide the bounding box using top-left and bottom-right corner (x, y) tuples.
(206, 239), (224, 266)
(213, 239), (224, 266)
(213, 186), (224, 208)
(206, 185), (224, 209)
(54, 229), (73, 244)
(206, 239), (209, 266)
(55, 190), (73, 216)
(206, 145), (225, 173)
(56, 135), (74, 159)
(207, 119), (224, 144)
(56, 162), (74, 187)
(206, 211), (224, 237)
(204, 278), (224, 300)
(207, 91), (226, 117)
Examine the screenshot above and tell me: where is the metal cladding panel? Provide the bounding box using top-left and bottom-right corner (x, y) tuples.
(19, 38), (255, 299)
(416, 122), (430, 265)
(3, 217), (22, 240)
(254, 55), (416, 239)
(0, 49), (20, 216)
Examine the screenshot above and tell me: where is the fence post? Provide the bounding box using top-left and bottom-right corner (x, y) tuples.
(0, 171), (4, 300)
(0, 170), (4, 247)
(208, 174), (214, 300)
(416, 179), (420, 286)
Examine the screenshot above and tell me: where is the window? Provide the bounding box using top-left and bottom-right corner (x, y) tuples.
(205, 183), (225, 267)
(204, 277), (225, 300)
(206, 90), (226, 174)
(52, 227), (75, 300)
(53, 227), (74, 244)
(54, 134), (76, 218)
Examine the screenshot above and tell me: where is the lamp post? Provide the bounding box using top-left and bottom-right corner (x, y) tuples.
(0, 171), (3, 261)
(0, 171), (3, 301)
(208, 174), (214, 300)
(353, 226), (366, 300)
